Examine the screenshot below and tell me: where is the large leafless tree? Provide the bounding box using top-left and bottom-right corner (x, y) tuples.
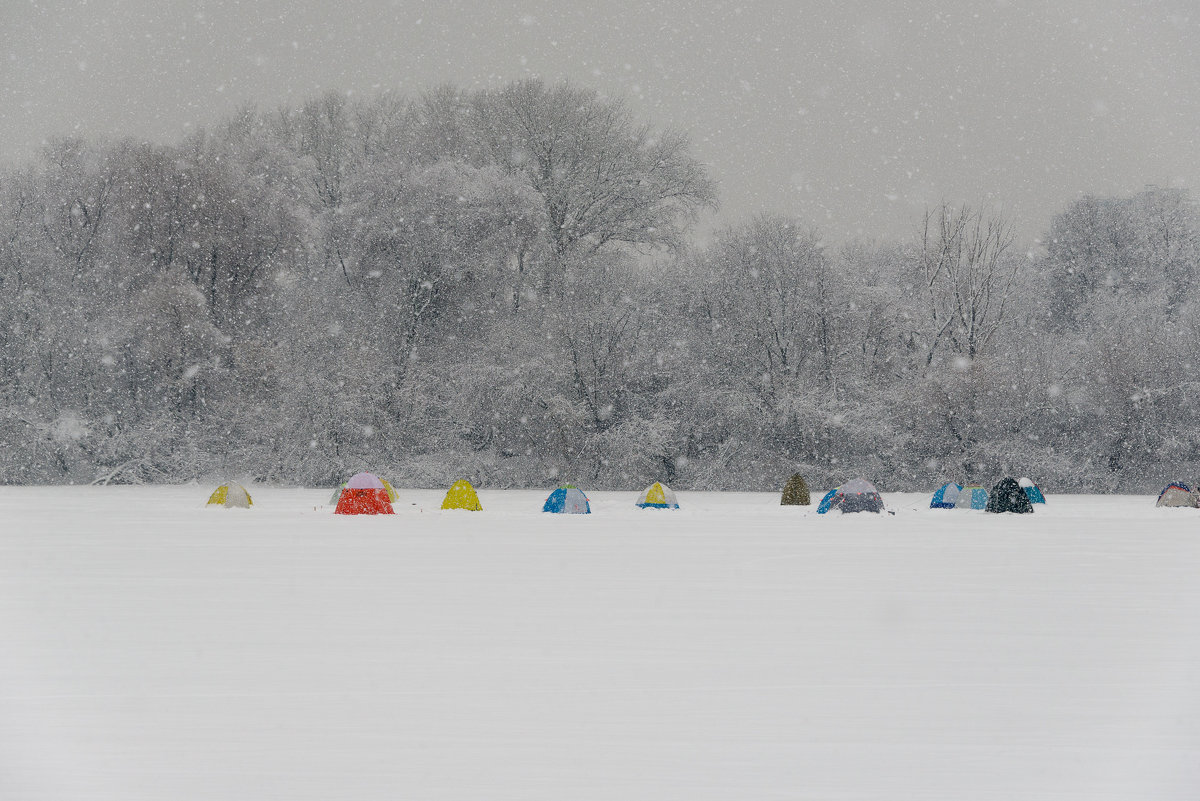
(919, 203), (1020, 365)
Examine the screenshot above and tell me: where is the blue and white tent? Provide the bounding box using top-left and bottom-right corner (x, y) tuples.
(1018, 477), (1046, 504)
(955, 485), (988, 510)
(930, 482), (962, 509)
(543, 485), (591, 514)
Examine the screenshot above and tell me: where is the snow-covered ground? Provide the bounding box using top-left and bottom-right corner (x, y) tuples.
(2, 486), (1198, 800)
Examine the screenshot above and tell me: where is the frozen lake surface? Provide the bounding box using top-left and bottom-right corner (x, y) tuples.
(2, 486), (1198, 800)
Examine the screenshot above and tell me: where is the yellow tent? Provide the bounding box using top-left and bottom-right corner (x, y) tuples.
(635, 481), (679, 509)
(207, 483), (253, 508)
(381, 478), (399, 502)
(442, 479), (482, 511)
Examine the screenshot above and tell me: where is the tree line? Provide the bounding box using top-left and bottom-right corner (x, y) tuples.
(1, 80), (1197, 491)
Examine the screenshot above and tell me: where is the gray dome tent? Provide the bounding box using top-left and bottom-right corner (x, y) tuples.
(819, 478), (884, 514)
(1156, 483), (1199, 508)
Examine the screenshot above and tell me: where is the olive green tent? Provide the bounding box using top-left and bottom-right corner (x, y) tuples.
(780, 473), (811, 506)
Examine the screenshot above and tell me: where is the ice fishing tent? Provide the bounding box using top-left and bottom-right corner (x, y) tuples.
(818, 478), (884, 514)
(636, 482), (679, 509)
(815, 488), (838, 514)
(334, 472), (395, 515)
(930, 483), (962, 509)
(780, 474), (811, 506)
(1018, 477), (1046, 504)
(955, 485), (989, 510)
(442, 479), (483, 511)
(543, 485), (591, 514)
(207, 482), (252, 508)
(1156, 482), (1199, 508)
(985, 477), (1034, 514)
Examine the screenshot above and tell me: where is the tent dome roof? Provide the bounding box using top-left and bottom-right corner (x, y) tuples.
(345, 472), (385, 489)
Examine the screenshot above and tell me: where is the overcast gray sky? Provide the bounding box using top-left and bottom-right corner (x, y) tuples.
(2, 0), (1197, 244)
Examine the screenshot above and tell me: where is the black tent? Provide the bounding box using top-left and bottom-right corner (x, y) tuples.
(985, 477), (1034, 514)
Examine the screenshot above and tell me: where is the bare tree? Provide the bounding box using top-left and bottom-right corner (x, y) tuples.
(556, 256), (646, 433)
(416, 80), (718, 266)
(699, 216), (829, 404)
(919, 203), (1019, 365)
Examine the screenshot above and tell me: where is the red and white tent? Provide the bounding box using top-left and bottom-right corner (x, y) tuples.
(334, 472), (395, 515)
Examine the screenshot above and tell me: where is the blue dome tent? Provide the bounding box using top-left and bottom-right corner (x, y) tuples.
(1018, 477), (1046, 504)
(955, 485), (988, 510)
(930, 483), (962, 509)
(543, 485), (591, 514)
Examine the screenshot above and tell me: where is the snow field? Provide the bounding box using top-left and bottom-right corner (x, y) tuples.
(1, 487), (1198, 800)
